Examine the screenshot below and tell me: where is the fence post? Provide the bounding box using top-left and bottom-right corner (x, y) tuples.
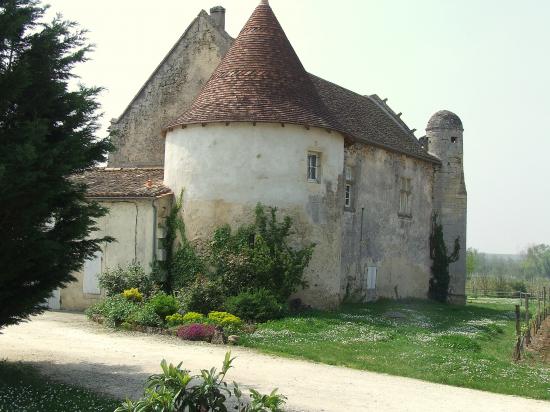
(544, 287), (547, 319)
(525, 294), (531, 346)
(515, 303), (522, 357)
(535, 290), (541, 334)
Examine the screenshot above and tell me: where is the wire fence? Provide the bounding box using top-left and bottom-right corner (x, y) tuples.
(510, 287), (549, 361)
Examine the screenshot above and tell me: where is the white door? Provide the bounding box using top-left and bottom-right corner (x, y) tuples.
(83, 251), (102, 295)
(367, 266), (377, 290)
(46, 288), (61, 310)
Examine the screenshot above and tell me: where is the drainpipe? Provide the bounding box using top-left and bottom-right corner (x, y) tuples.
(152, 198), (158, 261)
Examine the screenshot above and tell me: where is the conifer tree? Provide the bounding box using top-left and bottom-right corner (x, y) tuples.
(0, 0), (112, 327)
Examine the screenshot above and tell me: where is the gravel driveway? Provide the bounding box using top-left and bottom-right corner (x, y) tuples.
(1, 311), (548, 412)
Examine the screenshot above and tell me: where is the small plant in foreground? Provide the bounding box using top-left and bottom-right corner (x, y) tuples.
(114, 352), (285, 412)
(122, 288), (143, 302)
(177, 324), (216, 342)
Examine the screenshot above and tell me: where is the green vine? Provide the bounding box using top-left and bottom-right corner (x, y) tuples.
(428, 214), (460, 303)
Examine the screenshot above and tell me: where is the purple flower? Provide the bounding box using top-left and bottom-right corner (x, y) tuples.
(177, 323), (216, 342)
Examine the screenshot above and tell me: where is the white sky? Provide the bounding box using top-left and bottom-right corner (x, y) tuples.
(46, 0), (550, 255)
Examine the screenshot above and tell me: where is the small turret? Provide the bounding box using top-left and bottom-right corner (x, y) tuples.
(426, 110), (467, 304)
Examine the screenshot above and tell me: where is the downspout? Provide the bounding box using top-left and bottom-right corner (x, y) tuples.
(152, 198), (158, 261)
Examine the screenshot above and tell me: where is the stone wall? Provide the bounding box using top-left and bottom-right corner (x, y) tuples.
(341, 144), (435, 301)
(164, 122), (345, 308)
(427, 126), (467, 303)
(60, 195), (173, 310)
(108, 10), (233, 168)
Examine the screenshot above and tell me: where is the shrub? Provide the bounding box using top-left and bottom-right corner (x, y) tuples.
(122, 288), (143, 302)
(209, 204), (314, 301)
(165, 312), (205, 327)
(179, 277), (225, 314)
(208, 311), (242, 329)
(98, 263), (155, 297)
(225, 289), (284, 322)
(87, 295), (138, 327)
(170, 242), (205, 291)
(130, 303), (163, 327)
(165, 313), (185, 328)
(183, 312), (205, 323)
(148, 292), (179, 320)
(177, 323), (216, 342)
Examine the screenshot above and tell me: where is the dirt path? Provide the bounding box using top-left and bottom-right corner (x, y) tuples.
(531, 317), (550, 363)
(1, 311), (548, 412)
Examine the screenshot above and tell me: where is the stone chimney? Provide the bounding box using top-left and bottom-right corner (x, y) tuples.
(209, 6), (226, 30)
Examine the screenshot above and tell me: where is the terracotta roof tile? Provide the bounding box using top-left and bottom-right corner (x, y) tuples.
(165, 2), (344, 134)
(165, 2), (438, 163)
(72, 168), (171, 198)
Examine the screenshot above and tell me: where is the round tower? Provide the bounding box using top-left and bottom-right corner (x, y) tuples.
(426, 110), (467, 304)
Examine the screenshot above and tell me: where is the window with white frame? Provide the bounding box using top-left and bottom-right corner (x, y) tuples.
(399, 177), (412, 216)
(345, 184), (352, 208)
(344, 165), (354, 209)
(307, 152), (320, 182)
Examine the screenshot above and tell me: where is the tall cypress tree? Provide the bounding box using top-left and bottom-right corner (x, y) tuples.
(0, 0), (112, 327)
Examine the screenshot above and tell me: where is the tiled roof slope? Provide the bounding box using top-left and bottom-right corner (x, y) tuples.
(310, 75), (440, 163)
(165, 2), (343, 134)
(71, 168), (172, 198)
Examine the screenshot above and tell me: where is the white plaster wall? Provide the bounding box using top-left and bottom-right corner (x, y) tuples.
(165, 123), (345, 307)
(341, 144), (434, 301)
(60, 198), (169, 310)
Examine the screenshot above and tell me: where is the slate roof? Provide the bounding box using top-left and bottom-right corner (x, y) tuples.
(427, 110), (463, 131)
(310, 75), (440, 163)
(165, 1), (344, 134)
(71, 168), (171, 198)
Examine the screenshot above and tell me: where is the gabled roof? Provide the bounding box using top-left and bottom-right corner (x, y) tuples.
(165, 1), (343, 134)
(310, 75), (440, 164)
(116, 10), (233, 123)
(72, 169), (171, 199)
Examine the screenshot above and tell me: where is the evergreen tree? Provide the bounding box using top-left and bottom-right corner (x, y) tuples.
(428, 214), (460, 302)
(0, 0), (112, 327)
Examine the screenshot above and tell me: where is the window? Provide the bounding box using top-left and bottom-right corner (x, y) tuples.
(345, 184), (352, 207)
(345, 166), (352, 181)
(399, 177), (412, 217)
(307, 152), (320, 182)
(344, 165), (354, 209)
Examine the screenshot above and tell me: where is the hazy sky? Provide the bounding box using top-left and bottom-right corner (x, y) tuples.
(46, 0), (550, 254)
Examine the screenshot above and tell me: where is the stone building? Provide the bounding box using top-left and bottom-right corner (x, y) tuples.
(56, 1), (466, 310)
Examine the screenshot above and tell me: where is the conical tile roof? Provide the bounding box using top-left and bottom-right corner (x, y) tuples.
(165, 1), (344, 134)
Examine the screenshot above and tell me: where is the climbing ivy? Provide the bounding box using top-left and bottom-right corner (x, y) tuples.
(428, 214), (460, 303)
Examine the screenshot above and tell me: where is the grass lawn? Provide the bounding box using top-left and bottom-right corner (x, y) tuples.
(240, 297), (550, 400)
(0, 361), (119, 412)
